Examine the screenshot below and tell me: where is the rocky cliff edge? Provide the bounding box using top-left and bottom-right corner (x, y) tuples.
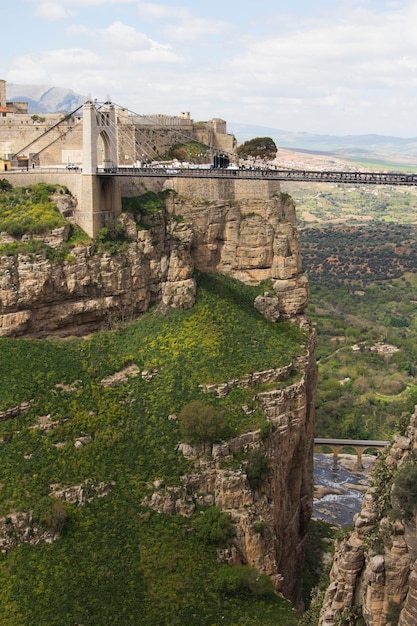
(0, 178), (309, 337)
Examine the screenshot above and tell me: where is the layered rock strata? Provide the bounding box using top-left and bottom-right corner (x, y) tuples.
(143, 333), (317, 610)
(0, 178), (316, 610)
(164, 178), (309, 316)
(0, 178), (309, 336)
(319, 408), (417, 626)
(0, 210), (195, 337)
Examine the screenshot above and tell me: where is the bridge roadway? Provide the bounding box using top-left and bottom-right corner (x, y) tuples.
(97, 166), (417, 186)
(314, 437), (391, 470)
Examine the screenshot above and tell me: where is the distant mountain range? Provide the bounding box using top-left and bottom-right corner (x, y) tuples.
(6, 83), (417, 164)
(6, 83), (86, 114)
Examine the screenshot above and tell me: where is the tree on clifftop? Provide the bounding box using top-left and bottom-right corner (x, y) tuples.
(236, 137), (277, 161)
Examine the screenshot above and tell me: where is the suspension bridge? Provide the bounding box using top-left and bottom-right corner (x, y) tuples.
(95, 166), (417, 186)
(0, 101), (407, 461)
(3, 99), (417, 237)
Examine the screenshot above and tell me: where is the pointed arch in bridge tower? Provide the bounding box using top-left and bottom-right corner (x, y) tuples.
(82, 101), (118, 174)
(77, 101), (121, 238)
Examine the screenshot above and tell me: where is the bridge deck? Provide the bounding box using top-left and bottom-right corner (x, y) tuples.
(315, 438), (391, 447)
(4, 167), (417, 187)
(97, 167), (417, 186)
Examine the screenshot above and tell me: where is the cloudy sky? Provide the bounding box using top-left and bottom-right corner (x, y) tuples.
(2, 0), (417, 137)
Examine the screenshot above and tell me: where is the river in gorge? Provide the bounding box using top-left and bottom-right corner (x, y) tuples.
(313, 453), (377, 527)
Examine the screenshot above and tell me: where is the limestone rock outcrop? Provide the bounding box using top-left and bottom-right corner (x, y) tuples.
(0, 210), (195, 337)
(165, 178), (309, 317)
(0, 178), (309, 336)
(0, 178), (316, 611)
(319, 408), (417, 626)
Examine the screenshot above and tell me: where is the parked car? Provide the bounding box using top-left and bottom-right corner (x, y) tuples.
(66, 163), (79, 170)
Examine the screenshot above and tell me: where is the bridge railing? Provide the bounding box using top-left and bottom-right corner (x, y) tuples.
(4, 166), (417, 186)
(96, 167), (417, 185)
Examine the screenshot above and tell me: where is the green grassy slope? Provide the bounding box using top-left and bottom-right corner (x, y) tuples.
(0, 273), (305, 625)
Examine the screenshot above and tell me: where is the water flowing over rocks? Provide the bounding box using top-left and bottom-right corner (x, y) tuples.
(319, 408), (417, 626)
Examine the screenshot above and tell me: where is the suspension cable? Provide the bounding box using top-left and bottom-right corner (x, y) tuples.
(13, 103), (85, 157)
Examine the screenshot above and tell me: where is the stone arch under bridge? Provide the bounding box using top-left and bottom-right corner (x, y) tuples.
(314, 438), (391, 470)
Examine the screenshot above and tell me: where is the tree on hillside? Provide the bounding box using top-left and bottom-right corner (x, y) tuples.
(236, 137), (277, 161)
(167, 141), (209, 163)
(178, 400), (230, 445)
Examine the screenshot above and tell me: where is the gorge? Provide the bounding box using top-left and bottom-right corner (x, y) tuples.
(3, 171), (417, 624)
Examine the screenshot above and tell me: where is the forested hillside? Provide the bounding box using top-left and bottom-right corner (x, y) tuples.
(293, 180), (417, 441)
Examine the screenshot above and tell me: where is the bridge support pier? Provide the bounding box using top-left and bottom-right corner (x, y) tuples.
(315, 439), (390, 473)
(330, 446), (363, 471)
(76, 175), (121, 239)
(74, 101), (122, 238)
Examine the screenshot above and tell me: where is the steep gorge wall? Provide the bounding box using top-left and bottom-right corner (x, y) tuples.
(0, 177), (316, 608)
(0, 209), (195, 337)
(319, 409), (417, 626)
(164, 177), (309, 315)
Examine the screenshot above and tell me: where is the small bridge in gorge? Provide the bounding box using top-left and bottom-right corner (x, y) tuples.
(314, 438), (391, 470)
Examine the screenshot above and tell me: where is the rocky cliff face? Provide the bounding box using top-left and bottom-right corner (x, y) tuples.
(164, 178), (309, 317)
(143, 333), (317, 609)
(0, 178), (309, 337)
(0, 206), (196, 337)
(319, 409), (417, 626)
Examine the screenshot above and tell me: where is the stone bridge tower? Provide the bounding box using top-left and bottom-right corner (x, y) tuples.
(77, 100), (121, 238)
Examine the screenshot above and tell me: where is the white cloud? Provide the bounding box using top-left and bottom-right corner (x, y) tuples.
(137, 2), (227, 42)
(206, 2), (417, 132)
(8, 48), (102, 90)
(31, 0), (136, 20)
(163, 16), (226, 42)
(7, 0), (417, 135)
(136, 1), (181, 20)
(33, 0), (133, 10)
(34, 1), (74, 20)
(98, 21), (184, 62)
